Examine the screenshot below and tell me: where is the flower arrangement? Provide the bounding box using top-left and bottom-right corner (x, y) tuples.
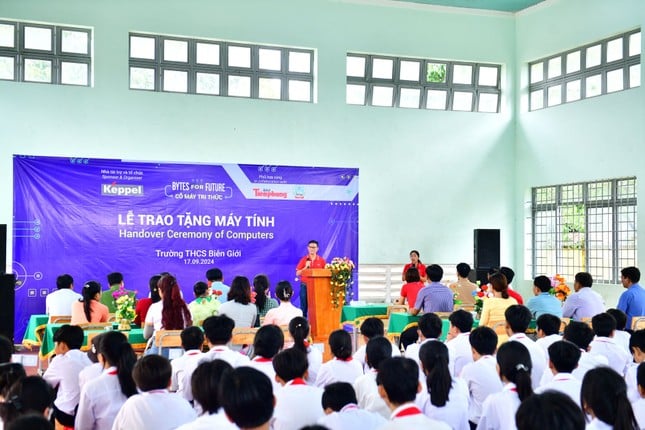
(549, 274), (571, 302)
(113, 287), (135, 329)
(325, 257), (355, 309)
(472, 281), (491, 317)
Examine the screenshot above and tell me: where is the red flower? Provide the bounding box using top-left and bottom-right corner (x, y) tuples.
(477, 291), (485, 297)
(481, 285), (488, 291)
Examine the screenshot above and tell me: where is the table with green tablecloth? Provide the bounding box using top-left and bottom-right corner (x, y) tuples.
(21, 314), (49, 348)
(341, 304), (389, 325)
(40, 324), (146, 359)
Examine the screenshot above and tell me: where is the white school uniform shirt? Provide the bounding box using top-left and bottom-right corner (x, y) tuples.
(171, 349), (203, 393)
(111, 389), (197, 430)
(273, 378), (324, 430)
(405, 338), (438, 382)
(446, 332), (474, 377)
(535, 372), (582, 407)
(626, 363), (641, 403)
(76, 366), (128, 430)
(353, 341), (401, 373)
(535, 334), (562, 358)
(378, 403), (451, 430)
(315, 357), (364, 387)
(353, 369), (391, 419)
(317, 403), (387, 430)
(585, 417), (614, 430)
(145, 301), (164, 331)
(305, 345), (323, 384)
(79, 362), (103, 391)
(416, 377), (470, 430)
(248, 357), (280, 392)
(176, 409), (239, 430)
(459, 355), (504, 425)
(588, 336), (631, 376)
(613, 330), (632, 354)
(541, 349), (610, 386)
(43, 349), (91, 415)
(508, 333), (546, 390)
(477, 383), (521, 430)
(46, 288), (82, 315)
(632, 398), (645, 430)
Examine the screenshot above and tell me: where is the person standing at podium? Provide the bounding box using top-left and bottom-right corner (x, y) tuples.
(295, 240), (326, 318)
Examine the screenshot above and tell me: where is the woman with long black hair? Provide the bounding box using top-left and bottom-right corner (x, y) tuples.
(71, 281), (109, 325)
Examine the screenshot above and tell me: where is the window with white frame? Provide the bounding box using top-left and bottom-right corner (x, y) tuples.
(346, 53), (501, 112)
(0, 20), (92, 86)
(531, 178), (637, 284)
(128, 33), (315, 103)
(529, 29), (641, 111)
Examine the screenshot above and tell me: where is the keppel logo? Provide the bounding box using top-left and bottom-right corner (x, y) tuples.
(102, 183), (144, 197)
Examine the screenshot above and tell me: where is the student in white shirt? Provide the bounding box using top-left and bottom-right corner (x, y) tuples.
(272, 348), (324, 430)
(445, 310), (474, 377)
(315, 329), (363, 387)
(317, 382), (386, 430)
(581, 367), (639, 430)
(221, 367), (274, 430)
(478, 341), (534, 430)
(627, 330), (645, 403)
(375, 357), (450, 430)
(248, 324), (284, 393)
(535, 340), (582, 407)
(534, 314), (563, 357)
(79, 333), (105, 391)
(589, 312), (632, 376)
(0, 376), (54, 427)
(353, 336), (393, 419)
(633, 363), (645, 430)
(170, 327), (205, 393)
(289, 317), (322, 384)
(176, 360), (236, 430)
(417, 340), (469, 430)
(606, 308), (632, 354)
(404, 312), (443, 370)
(46, 274), (82, 316)
(515, 391), (586, 430)
(353, 318), (400, 372)
(504, 305), (546, 389)
(557, 321), (609, 385)
(42, 325), (91, 427)
(262, 281), (303, 327)
(76, 331), (138, 430)
(112, 355), (196, 430)
(459, 327), (503, 428)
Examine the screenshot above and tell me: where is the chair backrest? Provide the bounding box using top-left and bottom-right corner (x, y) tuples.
(154, 330), (184, 348)
(279, 325), (294, 343)
(632, 316), (645, 331)
(48, 315), (71, 324)
(107, 313), (118, 323)
(231, 327), (258, 346)
(78, 322), (112, 330)
(560, 317), (571, 333)
(387, 305), (408, 316)
(580, 317), (593, 327)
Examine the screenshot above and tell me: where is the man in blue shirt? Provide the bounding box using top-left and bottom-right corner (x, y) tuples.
(206, 267), (230, 304)
(411, 264), (454, 314)
(526, 275), (563, 319)
(617, 266), (645, 329)
(562, 272), (605, 321)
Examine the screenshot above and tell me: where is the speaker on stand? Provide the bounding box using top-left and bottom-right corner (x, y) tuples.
(474, 229), (500, 285)
(0, 273), (16, 343)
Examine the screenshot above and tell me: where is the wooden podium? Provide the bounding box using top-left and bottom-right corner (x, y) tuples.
(302, 268), (340, 346)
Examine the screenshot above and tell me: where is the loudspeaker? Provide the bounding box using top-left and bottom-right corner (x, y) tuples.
(0, 224), (5, 274)
(474, 229), (500, 270)
(0, 273), (15, 343)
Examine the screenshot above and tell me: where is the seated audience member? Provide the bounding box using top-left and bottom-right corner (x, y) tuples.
(273, 348), (324, 430)
(317, 382), (386, 430)
(561, 272), (604, 321)
(253, 274), (279, 325)
(535, 313), (563, 357)
(0, 376), (54, 428)
(405, 312), (443, 369)
(411, 264), (454, 315)
(376, 357), (450, 430)
(535, 341), (582, 407)
(76, 331), (137, 430)
(219, 276), (258, 328)
(315, 330), (363, 387)
(176, 360), (236, 430)
(353, 318), (399, 372)
(589, 312), (631, 376)
(0, 363), (26, 400)
(581, 367), (638, 430)
(445, 310), (474, 377)
(249, 324), (284, 392)
(449, 263), (477, 307)
(395, 267), (424, 308)
(402, 250), (427, 283)
(6, 414), (55, 430)
(112, 355), (196, 430)
(70, 281), (109, 325)
(170, 326), (205, 393)
(78, 333), (105, 391)
(505, 305), (546, 389)
(263, 281), (303, 326)
(500, 267), (524, 305)
(606, 308), (631, 353)
(418, 341), (469, 430)
(353, 337), (392, 419)
(479, 272), (518, 327)
(617, 266), (645, 330)
(181, 315), (250, 401)
(221, 367), (274, 430)
(289, 317), (322, 384)
(188, 281), (220, 327)
(560, 321), (608, 383)
(478, 341), (534, 430)
(526, 275), (563, 319)
(515, 391), (585, 430)
(134, 273), (162, 326)
(0, 335), (14, 364)
(46, 274), (81, 316)
(100, 272), (135, 313)
(42, 324), (91, 427)
(633, 363), (645, 429)
(627, 329), (645, 403)
(206, 267), (230, 304)
(460, 327), (503, 429)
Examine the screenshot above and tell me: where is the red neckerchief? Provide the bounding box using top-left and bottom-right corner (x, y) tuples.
(336, 357), (353, 362)
(186, 350), (201, 356)
(287, 378), (307, 386)
(253, 357), (272, 363)
(393, 405), (422, 418)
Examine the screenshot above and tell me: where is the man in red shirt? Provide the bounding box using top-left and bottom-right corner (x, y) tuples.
(296, 240), (327, 318)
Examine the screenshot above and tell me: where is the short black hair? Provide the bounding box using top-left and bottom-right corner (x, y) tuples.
(273, 348), (308, 382)
(180, 326), (204, 351)
(253, 325), (284, 359)
(469, 326), (498, 356)
(574, 272), (593, 288)
(221, 367), (273, 428)
(360, 318), (385, 339)
(591, 313), (616, 337)
(6, 414), (54, 430)
(56, 274), (73, 290)
(427, 264), (444, 282)
(500, 267), (515, 284)
(621, 266), (641, 283)
(0, 376), (54, 426)
(191, 359), (233, 414)
(365, 336), (392, 370)
(321, 382), (357, 411)
(308, 240), (319, 247)
(53, 325), (84, 350)
(405, 267), (421, 283)
(548, 341), (581, 373)
(533, 275), (552, 293)
(133, 355), (171, 392)
(505, 305), (533, 333)
(0, 363), (26, 399)
(193, 281), (209, 297)
(563, 321), (595, 350)
(629, 329), (645, 353)
(449, 310), (474, 334)
(0, 335), (14, 364)
(376, 357), (419, 405)
(515, 391), (585, 430)
(206, 268), (224, 282)
(107, 272), (123, 285)
(329, 330), (352, 360)
(203, 315), (235, 345)
(417, 313), (443, 339)
(456, 263), (471, 279)
(606, 308), (627, 331)
(536, 314), (561, 336)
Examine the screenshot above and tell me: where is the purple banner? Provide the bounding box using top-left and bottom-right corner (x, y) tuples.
(12, 155), (359, 339)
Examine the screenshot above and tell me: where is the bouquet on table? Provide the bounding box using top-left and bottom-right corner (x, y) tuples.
(550, 274), (571, 301)
(326, 257), (355, 309)
(472, 281), (491, 318)
(113, 287), (136, 330)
